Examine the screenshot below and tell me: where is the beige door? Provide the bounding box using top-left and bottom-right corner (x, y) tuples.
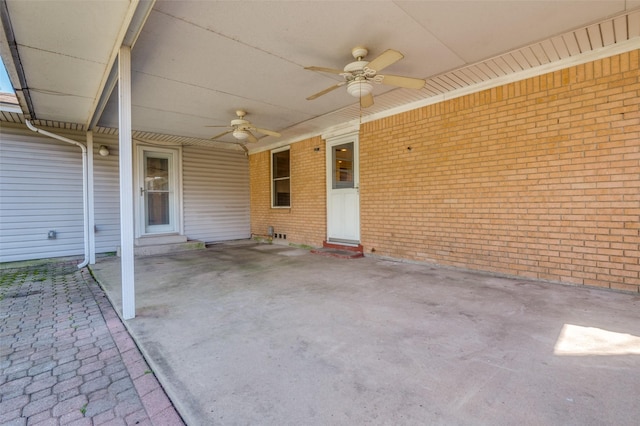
(326, 135), (360, 243)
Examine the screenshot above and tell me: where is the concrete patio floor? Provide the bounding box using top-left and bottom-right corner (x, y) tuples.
(90, 240), (640, 425)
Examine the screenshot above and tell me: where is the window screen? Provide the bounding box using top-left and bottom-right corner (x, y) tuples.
(272, 149), (290, 207)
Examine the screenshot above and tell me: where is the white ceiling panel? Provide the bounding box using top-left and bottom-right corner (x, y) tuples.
(509, 51), (530, 71)
(531, 44), (551, 65)
(562, 33), (582, 56)
(521, 48), (540, 68)
(630, 10), (640, 37)
(600, 19), (615, 46)
(130, 10), (357, 113)
(18, 47), (107, 98)
(613, 16), (628, 42)
(484, 60), (506, 78)
(153, 0), (464, 79)
(575, 29), (592, 52)
(492, 57), (515, 74)
(587, 24), (605, 49)
(551, 36), (571, 59)
(540, 40), (560, 62)
(6, 0), (130, 63)
(396, 1), (626, 63)
(29, 92), (94, 125)
(1, 1), (639, 150)
(99, 73), (313, 142)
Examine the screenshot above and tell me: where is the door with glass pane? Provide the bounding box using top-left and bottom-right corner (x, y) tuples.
(326, 135), (360, 243)
(138, 147), (179, 235)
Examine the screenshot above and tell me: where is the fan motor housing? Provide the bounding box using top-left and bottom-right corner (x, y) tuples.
(344, 60), (369, 74)
(231, 118), (249, 127)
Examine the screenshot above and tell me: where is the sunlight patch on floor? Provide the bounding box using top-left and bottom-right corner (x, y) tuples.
(554, 324), (640, 356)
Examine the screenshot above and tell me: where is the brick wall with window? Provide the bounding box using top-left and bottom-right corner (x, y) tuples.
(250, 136), (326, 246)
(249, 51), (639, 292)
(360, 50), (639, 292)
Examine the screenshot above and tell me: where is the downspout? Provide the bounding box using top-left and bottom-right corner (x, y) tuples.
(86, 131), (96, 264)
(25, 120), (90, 268)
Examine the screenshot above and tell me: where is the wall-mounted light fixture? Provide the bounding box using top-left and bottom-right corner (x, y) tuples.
(98, 145), (110, 156)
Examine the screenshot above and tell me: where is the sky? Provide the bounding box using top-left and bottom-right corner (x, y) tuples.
(0, 57), (15, 94)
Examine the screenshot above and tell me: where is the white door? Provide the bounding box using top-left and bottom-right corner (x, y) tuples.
(137, 146), (181, 236)
(326, 134), (360, 243)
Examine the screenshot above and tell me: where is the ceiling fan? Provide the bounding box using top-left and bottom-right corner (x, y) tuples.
(208, 110), (281, 143)
(305, 46), (425, 108)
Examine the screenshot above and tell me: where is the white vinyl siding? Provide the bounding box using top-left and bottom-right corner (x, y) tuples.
(1, 128), (250, 262)
(92, 137), (121, 254)
(182, 145), (250, 242)
(0, 133), (84, 262)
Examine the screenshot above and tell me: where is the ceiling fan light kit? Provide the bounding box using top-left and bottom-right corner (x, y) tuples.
(232, 129), (249, 140)
(305, 46), (425, 108)
(207, 109), (281, 143)
(347, 80), (373, 98)
(206, 47), (425, 143)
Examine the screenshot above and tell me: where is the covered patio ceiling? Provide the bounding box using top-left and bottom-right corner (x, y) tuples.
(2, 1), (640, 152)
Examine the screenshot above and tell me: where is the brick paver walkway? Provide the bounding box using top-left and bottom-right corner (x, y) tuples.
(0, 259), (184, 425)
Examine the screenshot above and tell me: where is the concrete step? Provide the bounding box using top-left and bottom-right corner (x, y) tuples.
(311, 241), (364, 259)
(117, 240), (206, 257)
(311, 247), (364, 259)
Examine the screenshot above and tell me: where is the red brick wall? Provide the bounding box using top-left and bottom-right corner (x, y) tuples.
(360, 51), (639, 292)
(250, 51), (640, 292)
(250, 136), (326, 247)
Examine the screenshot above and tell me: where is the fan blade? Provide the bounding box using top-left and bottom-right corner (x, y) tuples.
(366, 49), (403, 73)
(360, 93), (374, 108)
(210, 129), (233, 140)
(246, 131), (258, 143)
(204, 125), (230, 128)
(305, 66), (344, 75)
(306, 82), (346, 100)
(252, 127), (281, 138)
(380, 74), (425, 89)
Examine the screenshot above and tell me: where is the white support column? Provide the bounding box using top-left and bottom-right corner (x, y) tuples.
(87, 131), (96, 265)
(118, 45), (135, 320)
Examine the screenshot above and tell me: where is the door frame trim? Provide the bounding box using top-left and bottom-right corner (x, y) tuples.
(134, 143), (184, 238)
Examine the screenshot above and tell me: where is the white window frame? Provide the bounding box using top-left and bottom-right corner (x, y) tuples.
(271, 146), (291, 208)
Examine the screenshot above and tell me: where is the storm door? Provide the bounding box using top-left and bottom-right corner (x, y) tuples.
(137, 146), (181, 235)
